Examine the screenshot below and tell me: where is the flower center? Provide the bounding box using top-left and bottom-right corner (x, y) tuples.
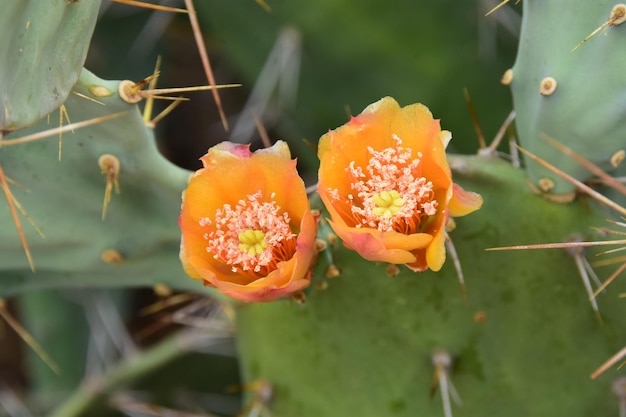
(238, 230), (268, 256)
(372, 190), (403, 217)
(329, 134), (438, 233)
(199, 191), (296, 276)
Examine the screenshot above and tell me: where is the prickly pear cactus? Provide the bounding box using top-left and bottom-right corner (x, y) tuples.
(2, 1), (626, 417)
(231, 1), (626, 415)
(509, 0), (626, 200)
(0, 68), (212, 297)
(1, 0), (101, 131)
(234, 159), (626, 417)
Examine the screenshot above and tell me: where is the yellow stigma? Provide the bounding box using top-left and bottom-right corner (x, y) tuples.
(372, 190), (403, 217)
(238, 230), (268, 256)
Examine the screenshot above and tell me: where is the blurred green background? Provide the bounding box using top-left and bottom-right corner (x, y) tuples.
(88, 0), (518, 178)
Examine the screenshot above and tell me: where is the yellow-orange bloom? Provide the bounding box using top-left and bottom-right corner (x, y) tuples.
(317, 97), (482, 272)
(179, 141), (317, 302)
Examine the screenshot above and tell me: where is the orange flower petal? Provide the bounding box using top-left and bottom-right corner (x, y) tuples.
(179, 141), (317, 302)
(317, 97), (482, 273)
(449, 183), (484, 217)
(328, 219), (419, 264)
(425, 226), (447, 272)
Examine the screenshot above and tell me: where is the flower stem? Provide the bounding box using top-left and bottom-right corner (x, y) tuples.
(48, 330), (208, 417)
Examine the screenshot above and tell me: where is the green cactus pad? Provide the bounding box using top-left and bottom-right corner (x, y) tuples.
(236, 156), (626, 416)
(1, 0), (100, 132)
(0, 69), (213, 297)
(510, 0), (626, 196)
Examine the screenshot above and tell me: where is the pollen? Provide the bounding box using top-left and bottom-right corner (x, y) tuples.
(238, 230), (268, 256)
(199, 191), (296, 276)
(330, 134), (438, 233)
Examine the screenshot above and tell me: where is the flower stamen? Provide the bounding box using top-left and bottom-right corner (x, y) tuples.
(329, 135), (438, 233)
(200, 191), (296, 276)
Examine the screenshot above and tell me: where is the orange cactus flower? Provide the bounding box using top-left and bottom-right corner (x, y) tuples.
(317, 97), (482, 272)
(179, 141), (318, 302)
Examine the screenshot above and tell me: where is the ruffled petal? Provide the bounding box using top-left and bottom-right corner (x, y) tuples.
(179, 141), (317, 302)
(449, 183), (484, 217)
(317, 97), (482, 273)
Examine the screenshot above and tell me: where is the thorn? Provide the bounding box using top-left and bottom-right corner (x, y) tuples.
(595, 254), (626, 268)
(0, 299), (60, 374)
(596, 245), (626, 256)
(142, 55), (162, 123)
(118, 79), (241, 104)
(254, 0), (272, 13)
(140, 293), (196, 316)
(143, 95), (190, 102)
(445, 233), (467, 302)
(57, 104), (72, 161)
(568, 244), (603, 322)
(572, 4), (626, 51)
(540, 133), (626, 196)
(141, 84), (241, 96)
(170, 297), (234, 330)
(489, 219), (626, 293)
(110, 393), (225, 417)
(485, 0), (511, 16)
(255, 0), (272, 12)
(0, 164), (35, 271)
(591, 345), (626, 379)
(515, 144), (626, 217)
(3, 176), (43, 240)
(593, 261), (626, 297)
(582, 254), (604, 289)
(98, 154), (121, 220)
(1, 176), (44, 238)
(486, 110), (516, 154)
(305, 183), (318, 196)
(463, 88), (487, 150)
(185, 0), (230, 131)
(252, 110), (272, 148)
(134, 293), (207, 341)
(487, 239), (626, 252)
(465, 89), (515, 159)
(71, 90), (106, 106)
(596, 254), (626, 268)
(112, 0), (189, 13)
(9, 192), (45, 239)
(508, 130), (521, 168)
(0, 112), (128, 147)
(131, 72), (160, 92)
(302, 138), (318, 154)
(431, 350), (461, 417)
(146, 98), (185, 128)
